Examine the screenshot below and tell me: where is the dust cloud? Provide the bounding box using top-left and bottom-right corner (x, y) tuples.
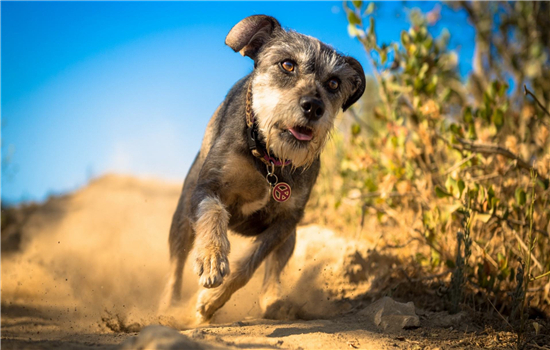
(2, 174), (359, 334)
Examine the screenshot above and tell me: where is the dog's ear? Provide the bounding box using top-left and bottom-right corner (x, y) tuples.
(342, 57), (366, 112)
(225, 15), (281, 60)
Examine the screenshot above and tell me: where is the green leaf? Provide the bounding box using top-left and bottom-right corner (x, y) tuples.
(419, 27), (428, 41)
(435, 185), (452, 198)
(457, 180), (465, 198)
(491, 197), (498, 212)
(488, 185), (495, 199)
(445, 259), (456, 268)
(537, 178), (550, 190)
(347, 11), (362, 26)
(352, 0), (363, 9)
(463, 106), (473, 123)
(502, 207), (509, 220)
(401, 31), (410, 46)
(502, 100), (509, 113)
(445, 176), (457, 195)
(468, 187), (479, 201)
(497, 82), (507, 97)
(515, 187), (526, 206)
(380, 49), (387, 65)
(477, 107), (488, 122)
(449, 123), (464, 137)
(467, 122), (477, 140)
(487, 83), (495, 100)
(418, 62), (429, 79)
(351, 123), (361, 136)
(423, 36), (433, 50)
(493, 109), (504, 129)
(483, 91), (492, 106)
(441, 87), (451, 101)
(368, 17), (375, 36)
(364, 2), (374, 15)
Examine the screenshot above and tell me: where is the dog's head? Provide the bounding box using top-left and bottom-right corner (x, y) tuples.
(226, 15), (366, 168)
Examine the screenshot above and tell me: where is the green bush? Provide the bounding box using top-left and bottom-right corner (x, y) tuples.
(313, 1), (550, 338)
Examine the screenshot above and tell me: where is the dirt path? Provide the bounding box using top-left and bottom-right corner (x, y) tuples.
(1, 175), (520, 349)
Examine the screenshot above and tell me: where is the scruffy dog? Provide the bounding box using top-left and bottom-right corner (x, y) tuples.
(165, 15), (365, 322)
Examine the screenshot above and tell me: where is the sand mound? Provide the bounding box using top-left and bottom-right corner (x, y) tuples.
(1, 174), (369, 334)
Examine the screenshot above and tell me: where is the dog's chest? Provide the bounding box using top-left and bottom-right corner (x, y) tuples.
(220, 154), (271, 214)
(220, 155), (303, 218)
(240, 190), (270, 216)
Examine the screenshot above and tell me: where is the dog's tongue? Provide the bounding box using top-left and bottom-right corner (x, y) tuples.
(288, 126), (313, 141)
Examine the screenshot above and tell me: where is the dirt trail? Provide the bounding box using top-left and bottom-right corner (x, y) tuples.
(1, 175), (519, 349)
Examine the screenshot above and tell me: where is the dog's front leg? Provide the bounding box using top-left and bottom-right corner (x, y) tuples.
(192, 193), (231, 289)
(196, 219), (298, 322)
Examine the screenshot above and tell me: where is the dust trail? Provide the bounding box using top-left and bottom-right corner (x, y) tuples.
(2, 174), (367, 334)
(2, 175), (182, 332)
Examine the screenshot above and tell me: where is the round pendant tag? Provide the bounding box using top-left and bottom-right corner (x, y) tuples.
(272, 182), (291, 202)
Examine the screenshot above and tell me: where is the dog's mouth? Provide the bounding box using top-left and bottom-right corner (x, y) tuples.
(287, 125), (314, 141)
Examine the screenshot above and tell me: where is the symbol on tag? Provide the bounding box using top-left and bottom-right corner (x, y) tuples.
(272, 182), (291, 202)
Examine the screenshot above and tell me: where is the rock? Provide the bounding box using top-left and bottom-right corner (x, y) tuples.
(379, 315), (420, 331)
(359, 297), (420, 332)
(120, 325), (206, 350)
(427, 311), (468, 328)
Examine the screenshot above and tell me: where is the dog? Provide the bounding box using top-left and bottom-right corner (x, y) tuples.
(164, 15), (365, 322)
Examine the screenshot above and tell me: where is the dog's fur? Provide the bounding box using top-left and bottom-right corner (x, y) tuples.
(164, 15), (365, 322)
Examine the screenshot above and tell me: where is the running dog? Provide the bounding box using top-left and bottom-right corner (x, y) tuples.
(164, 15), (365, 322)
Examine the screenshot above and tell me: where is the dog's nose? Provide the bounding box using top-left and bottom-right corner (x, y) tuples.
(300, 97), (325, 121)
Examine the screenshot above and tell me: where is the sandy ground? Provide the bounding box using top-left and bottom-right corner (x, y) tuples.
(1, 175), (524, 349)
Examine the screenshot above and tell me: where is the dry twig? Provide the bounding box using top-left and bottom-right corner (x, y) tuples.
(444, 136), (545, 181)
(524, 85), (550, 119)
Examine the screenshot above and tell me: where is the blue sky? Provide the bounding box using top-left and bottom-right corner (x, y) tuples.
(1, 1), (474, 204)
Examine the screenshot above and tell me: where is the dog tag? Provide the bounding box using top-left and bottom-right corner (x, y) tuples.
(272, 182), (291, 202)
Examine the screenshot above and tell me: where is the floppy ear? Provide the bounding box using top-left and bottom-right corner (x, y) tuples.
(225, 15), (281, 60)
(342, 57), (366, 112)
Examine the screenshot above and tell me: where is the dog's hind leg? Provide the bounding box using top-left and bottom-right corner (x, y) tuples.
(160, 213), (194, 311)
(259, 229), (296, 318)
(196, 223), (297, 322)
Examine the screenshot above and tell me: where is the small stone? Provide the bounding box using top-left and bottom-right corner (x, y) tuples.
(191, 328), (205, 339)
(120, 325), (205, 350)
(358, 297), (420, 332)
(428, 311), (468, 328)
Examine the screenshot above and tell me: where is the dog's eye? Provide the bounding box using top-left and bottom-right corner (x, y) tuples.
(280, 60), (295, 72)
(327, 78), (340, 91)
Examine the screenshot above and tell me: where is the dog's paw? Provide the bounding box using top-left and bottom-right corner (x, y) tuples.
(259, 283), (281, 313)
(196, 288), (222, 322)
(194, 250), (230, 288)
(262, 299), (300, 320)
(196, 304), (213, 324)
